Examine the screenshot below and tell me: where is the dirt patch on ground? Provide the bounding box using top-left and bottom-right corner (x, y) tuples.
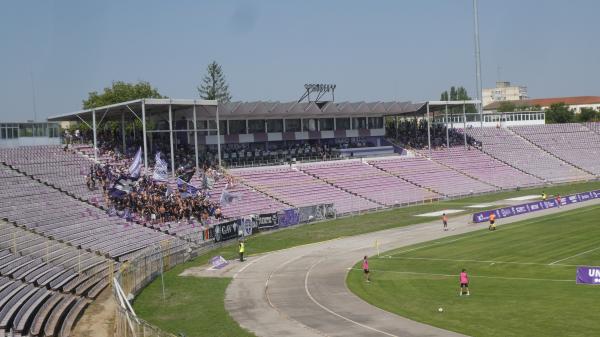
(72, 287), (116, 337)
(180, 255), (260, 278)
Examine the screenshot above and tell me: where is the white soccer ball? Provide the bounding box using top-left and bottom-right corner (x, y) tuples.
(438, 307), (443, 312)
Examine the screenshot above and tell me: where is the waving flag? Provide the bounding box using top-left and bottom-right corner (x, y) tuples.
(128, 147), (142, 178)
(220, 189), (241, 206)
(178, 168), (196, 183)
(152, 152), (169, 181)
(202, 174), (215, 190)
(177, 177), (199, 197)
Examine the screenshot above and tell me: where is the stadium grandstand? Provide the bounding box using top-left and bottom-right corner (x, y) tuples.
(0, 96), (598, 336)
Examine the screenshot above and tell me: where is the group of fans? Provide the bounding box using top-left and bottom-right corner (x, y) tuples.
(86, 147), (231, 226)
(387, 119), (480, 150)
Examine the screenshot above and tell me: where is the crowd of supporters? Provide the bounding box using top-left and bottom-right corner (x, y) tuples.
(85, 143), (228, 226)
(387, 119), (479, 149)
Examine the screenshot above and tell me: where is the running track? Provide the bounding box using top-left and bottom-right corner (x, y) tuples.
(225, 199), (600, 337)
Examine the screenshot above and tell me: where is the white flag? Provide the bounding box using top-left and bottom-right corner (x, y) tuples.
(128, 147), (142, 178)
(152, 152), (168, 181)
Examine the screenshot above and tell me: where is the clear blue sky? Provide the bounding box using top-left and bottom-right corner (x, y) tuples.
(1, 0), (599, 121)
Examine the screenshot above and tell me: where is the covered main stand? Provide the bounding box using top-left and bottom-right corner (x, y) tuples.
(48, 99), (219, 177)
(49, 98), (425, 171)
(414, 100), (481, 157)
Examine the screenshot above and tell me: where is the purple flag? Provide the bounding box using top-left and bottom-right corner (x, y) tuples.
(576, 266), (600, 285)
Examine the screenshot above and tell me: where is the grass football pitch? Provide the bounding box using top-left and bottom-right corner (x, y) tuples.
(347, 204), (600, 337)
(134, 181), (600, 337)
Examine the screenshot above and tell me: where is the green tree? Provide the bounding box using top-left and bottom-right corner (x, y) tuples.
(577, 107), (598, 122)
(439, 86), (476, 113)
(82, 81), (165, 109)
(198, 61), (232, 103)
(497, 101), (516, 112)
(545, 103), (574, 124)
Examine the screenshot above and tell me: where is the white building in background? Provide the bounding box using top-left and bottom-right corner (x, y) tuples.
(0, 122), (62, 147)
(482, 81), (528, 107)
(483, 96), (600, 114)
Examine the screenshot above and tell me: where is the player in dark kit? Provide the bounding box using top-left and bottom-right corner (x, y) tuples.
(442, 213), (448, 231)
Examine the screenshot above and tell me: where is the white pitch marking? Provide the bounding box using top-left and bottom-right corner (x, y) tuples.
(505, 195), (540, 201)
(348, 268), (572, 282)
(415, 209), (463, 217)
(233, 254), (270, 279)
(466, 203), (495, 208)
(381, 256), (576, 267)
(548, 246), (600, 265)
(305, 259), (400, 337)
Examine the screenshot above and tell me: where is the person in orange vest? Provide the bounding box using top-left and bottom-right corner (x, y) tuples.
(442, 213), (448, 231)
(488, 212), (496, 231)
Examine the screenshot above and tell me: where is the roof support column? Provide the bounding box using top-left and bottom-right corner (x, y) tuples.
(193, 104), (199, 171)
(168, 102), (175, 177)
(121, 111), (126, 154)
(395, 115), (399, 140)
(426, 102), (431, 158)
(141, 100), (148, 172)
(463, 103), (467, 149)
(92, 109), (97, 162)
(216, 104), (222, 168)
(445, 104), (449, 148)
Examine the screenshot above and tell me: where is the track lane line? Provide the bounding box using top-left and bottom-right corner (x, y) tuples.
(305, 258), (400, 337)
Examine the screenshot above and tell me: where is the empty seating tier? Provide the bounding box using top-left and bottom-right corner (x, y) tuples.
(465, 127), (593, 182)
(418, 147), (543, 189)
(234, 167), (380, 214)
(510, 124), (600, 175)
(369, 156), (497, 197)
(299, 160), (440, 206)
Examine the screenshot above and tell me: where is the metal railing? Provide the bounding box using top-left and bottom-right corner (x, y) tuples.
(113, 241), (196, 337)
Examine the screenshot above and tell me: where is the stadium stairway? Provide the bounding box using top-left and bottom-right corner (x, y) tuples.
(365, 159), (446, 197)
(414, 150), (502, 190)
(296, 164), (387, 208)
(507, 127), (596, 177)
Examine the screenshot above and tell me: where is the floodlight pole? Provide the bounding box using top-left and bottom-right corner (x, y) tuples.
(473, 0), (483, 127)
(216, 104), (222, 168)
(193, 104), (199, 171)
(445, 104), (449, 148)
(92, 109), (98, 161)
(142, 100), (148, 171)
(426, 102), (431, 157)
(121, 112), (126, 154)
(463, 103), (467, 149)
(168, 102), (176, 177)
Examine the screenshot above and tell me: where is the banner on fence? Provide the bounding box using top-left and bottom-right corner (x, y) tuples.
(241, 216), (256, 237)
(576, 266), (600, 285)
(278, 208), (300, 227)
(472, 190), (600, 223)
(213, 220), (239, 242)
(257, 213), (278, 231)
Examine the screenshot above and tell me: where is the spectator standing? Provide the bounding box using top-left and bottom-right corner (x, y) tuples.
(239, 240), (245, 262)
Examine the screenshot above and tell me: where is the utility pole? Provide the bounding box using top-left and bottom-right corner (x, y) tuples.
(473, 0), (483, 127)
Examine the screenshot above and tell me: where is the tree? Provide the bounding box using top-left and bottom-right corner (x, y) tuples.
(82, 81), (165, 109)
(439, 86), (476, 113)
(198, 61), (232, 103)
(544, 103), (574, 124)
(577, 107), (598, 122)
(497, 101), (516, 112)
